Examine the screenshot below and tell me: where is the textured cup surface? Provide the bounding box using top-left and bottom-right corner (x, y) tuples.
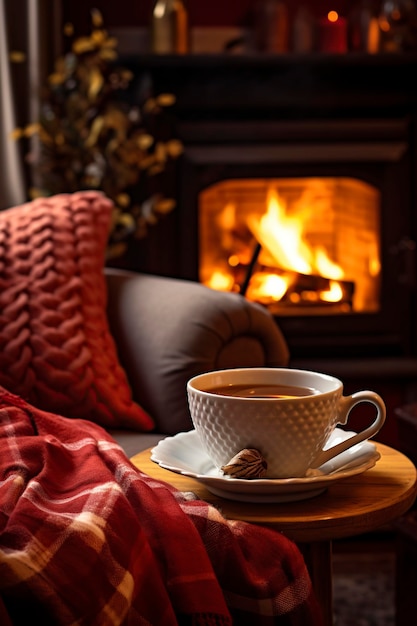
(187, 368), (386, 478)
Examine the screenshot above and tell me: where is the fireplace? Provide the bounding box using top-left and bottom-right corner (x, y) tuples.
(175, 121), (414, 362)
(119, 53), (417, 445)
(199, 177), (380, 316)
(120, 53), (417, 359)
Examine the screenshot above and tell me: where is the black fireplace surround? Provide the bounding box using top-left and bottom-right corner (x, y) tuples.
(119, 53), (417, 390)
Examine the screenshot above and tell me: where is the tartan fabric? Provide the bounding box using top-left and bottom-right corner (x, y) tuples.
(0, 387), (323, 625)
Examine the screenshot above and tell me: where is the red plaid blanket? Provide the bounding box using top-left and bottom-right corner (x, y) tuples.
(0, 387), (323, 625)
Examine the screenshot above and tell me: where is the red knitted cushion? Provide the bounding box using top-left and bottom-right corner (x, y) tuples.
(0, 191), (154, 431)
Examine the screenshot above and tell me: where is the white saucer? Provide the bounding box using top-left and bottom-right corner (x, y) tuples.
(151, 428), (381, 503)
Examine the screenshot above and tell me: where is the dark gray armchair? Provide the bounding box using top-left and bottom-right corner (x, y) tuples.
(104, 268), (290, 456)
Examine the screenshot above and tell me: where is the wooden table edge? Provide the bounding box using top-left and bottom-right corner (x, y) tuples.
(130, 441), (417, 543)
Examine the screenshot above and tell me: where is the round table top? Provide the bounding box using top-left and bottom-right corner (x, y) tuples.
(130, 442), (417, 543)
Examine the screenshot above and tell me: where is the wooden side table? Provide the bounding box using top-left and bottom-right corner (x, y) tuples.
(130, 442), (417, 626)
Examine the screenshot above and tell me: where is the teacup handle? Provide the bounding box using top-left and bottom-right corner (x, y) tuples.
(310, 391), (386, 469)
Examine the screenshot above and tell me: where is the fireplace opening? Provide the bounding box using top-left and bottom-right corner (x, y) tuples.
(199, 177), (381, 318)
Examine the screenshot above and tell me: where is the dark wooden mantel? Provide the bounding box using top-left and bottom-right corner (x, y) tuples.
(123, 52), (417, 120)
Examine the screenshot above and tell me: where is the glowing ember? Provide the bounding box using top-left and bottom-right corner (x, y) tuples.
(246, 273), (290, 303)
(320, 281), (344, 303)
(207, 270), (234, 292)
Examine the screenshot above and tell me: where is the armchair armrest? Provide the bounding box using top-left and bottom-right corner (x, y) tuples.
(105, 268), (289, 435)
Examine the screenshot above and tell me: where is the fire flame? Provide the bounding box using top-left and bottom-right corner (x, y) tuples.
(248, 189), (312, 274)
(248, 188), (345, 294)
(202, 178), (381, 313)
(206, 187), (348, 304)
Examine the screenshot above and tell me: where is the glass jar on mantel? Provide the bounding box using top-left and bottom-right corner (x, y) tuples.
(151, 0), (190, 54)
(348, 0), (381, 52)
(253, 0), (290, 52)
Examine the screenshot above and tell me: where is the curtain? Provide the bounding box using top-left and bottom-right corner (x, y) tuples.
(0, 0), (62, 210)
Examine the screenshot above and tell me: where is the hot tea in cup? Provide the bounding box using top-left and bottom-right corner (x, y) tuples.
(206, 383), (320, 399)
(187, 367), (386, 479)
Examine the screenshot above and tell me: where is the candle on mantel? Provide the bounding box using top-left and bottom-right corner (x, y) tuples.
(318, 11), (348, 53)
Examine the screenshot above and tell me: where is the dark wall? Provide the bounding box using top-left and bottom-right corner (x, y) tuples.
(62, 1), (352, 32)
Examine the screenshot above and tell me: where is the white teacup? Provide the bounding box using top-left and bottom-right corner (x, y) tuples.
(187, 367), (386, 479)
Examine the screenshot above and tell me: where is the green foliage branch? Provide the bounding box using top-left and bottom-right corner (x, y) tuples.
(13, 9), (182, 259)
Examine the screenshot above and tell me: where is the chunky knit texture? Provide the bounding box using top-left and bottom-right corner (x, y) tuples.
(0, 191), (154, 430)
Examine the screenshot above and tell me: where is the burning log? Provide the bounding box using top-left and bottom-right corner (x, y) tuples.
(243, 266), (355, 311)
(238, 241), (355, 310)
(279, 272), (355, 308)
